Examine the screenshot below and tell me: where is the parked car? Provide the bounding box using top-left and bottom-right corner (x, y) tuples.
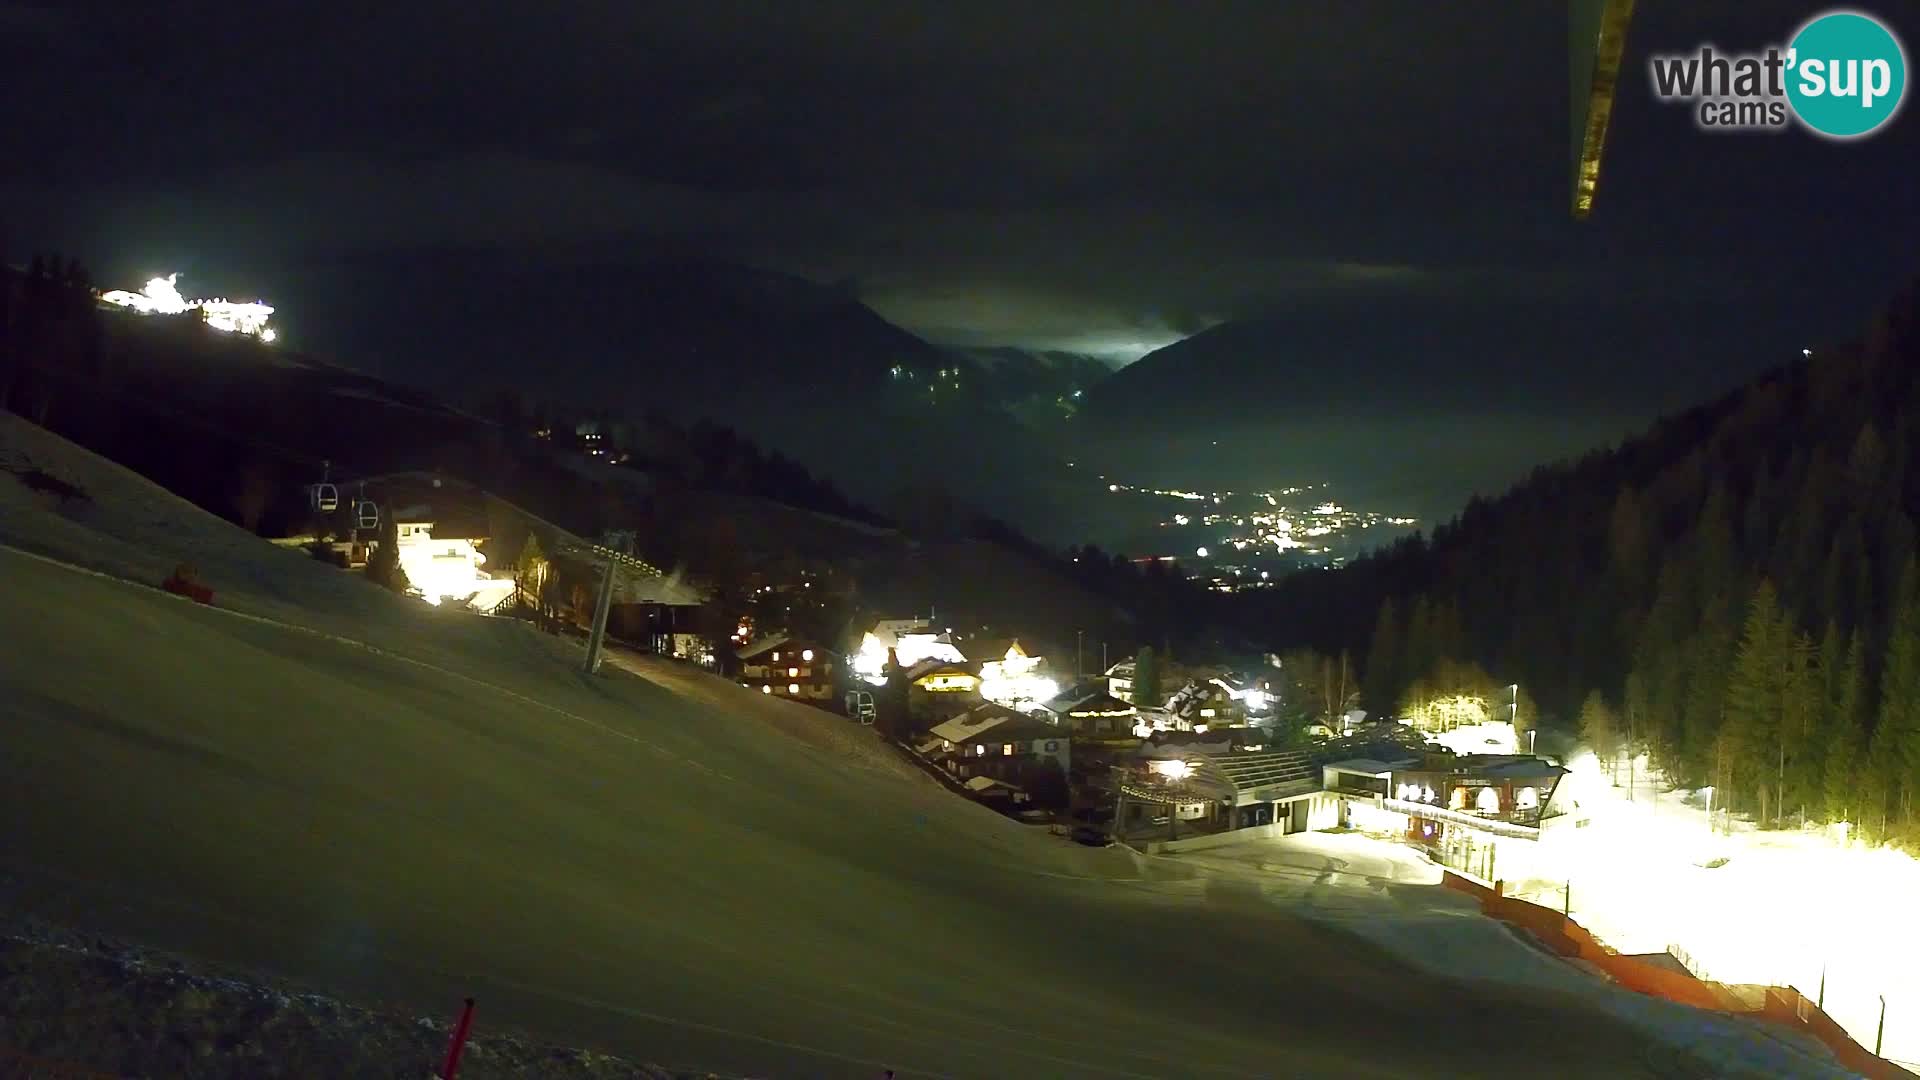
(1070, 825), (1113, 847)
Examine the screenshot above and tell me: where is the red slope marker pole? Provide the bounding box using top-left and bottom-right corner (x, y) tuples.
(440, 997), (476, 1079)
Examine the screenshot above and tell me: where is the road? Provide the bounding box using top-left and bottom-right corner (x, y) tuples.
(0, 543), (1854, 1078)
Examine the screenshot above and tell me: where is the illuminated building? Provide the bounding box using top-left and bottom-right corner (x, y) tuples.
(392, 519), (493, 607)
(736, 634), (835, 705)
(919, 704), (1071, 793)
(853, 618), (966, 686)
(974, 640), (1058, 711)
(1039, 686), (1138, 742)
(1330, 751), (1580, 882)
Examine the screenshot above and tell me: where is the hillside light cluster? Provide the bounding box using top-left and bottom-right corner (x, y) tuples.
(392, 523), (489, 607)
(100, 274), (277, 342)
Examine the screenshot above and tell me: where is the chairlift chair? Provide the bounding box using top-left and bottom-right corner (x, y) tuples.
(310, 461), (338, 513)
(356, 501), (379, 529)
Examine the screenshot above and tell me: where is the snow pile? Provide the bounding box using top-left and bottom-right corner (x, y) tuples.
(0, 916), (749, 1080)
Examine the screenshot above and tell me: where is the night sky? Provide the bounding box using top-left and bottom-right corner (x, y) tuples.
(4, 1), (1918, 518)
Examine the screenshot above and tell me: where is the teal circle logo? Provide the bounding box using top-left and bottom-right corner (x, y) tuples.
(1786, 10), (1907, 138)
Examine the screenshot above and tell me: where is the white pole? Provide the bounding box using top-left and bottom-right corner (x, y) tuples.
(583, 558), (616, 674)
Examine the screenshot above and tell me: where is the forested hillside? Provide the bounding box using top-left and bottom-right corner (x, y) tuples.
(1272, 275), (1920, 841)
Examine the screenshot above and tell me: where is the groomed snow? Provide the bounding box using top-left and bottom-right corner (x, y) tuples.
(1505, 751), (1920, 1070)
(0, 415), (1868, 1078)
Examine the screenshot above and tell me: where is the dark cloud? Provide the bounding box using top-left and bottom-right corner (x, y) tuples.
(2, 1), (1915, 397)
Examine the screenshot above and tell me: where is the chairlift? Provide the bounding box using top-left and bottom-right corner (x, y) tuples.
(310, 460), (338, 513)
(356, 500), (379, 529)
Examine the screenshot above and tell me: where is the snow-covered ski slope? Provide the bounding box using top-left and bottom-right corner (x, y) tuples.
(0, 415), (1856, 1078)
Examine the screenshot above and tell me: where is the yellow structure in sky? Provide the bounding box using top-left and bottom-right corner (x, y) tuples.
(1571, 0), (1638, 219)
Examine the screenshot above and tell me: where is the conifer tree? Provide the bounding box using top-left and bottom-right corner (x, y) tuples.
(1579, 691), (1619, 781)
(1825, 631), (1867, 824)
(1724, 579), (1786, 823)
(1875, 560), (1920, 827)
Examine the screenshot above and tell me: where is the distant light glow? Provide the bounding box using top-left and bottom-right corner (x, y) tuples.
(895, 633), (964, 668)
(395, 524), (490, 607)
(1195, 547), (1209, 557)
(853, 633), (889, 686)
(1150, 759), (1192, 780)
(99, 273), (277, 341)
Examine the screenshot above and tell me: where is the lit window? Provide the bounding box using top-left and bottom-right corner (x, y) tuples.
(975, 744), (986, 756)
(1002, 744), (1014, 756)
(788, 667), (799, 677)
(1200, 708), (1217, 718)
(1045, 741), (1058, 752)
(788, 683), (800, 695)
(1450, 787), (1467, 810)
(1516, 786), (1539, 810)
(802, 649), (814, 662)
(1476, 787), (1501, 814)
(771, 652), (780, 662)
(761, 685), (772, 695)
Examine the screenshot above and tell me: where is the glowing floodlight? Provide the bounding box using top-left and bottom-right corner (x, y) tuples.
(99, 272), (277, 342)
(1151, 759), (1193, 781)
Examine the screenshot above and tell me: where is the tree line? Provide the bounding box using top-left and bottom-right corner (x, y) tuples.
(1268, 275), (1920, 844)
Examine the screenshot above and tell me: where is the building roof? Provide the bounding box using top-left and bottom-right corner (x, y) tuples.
(735, 633), (794, 660)
(1141, 725), (1261, 750)
(1453, 755), (1569, 781)
(930, 704), (1060, 745)
(1205, 750), (1320, 802)
(1042, 687), (1135, 717)
(963, 775), (1023, 795)
(1165, 679), (1228, 717)
(906, 658), (974, 683)
(966, 638), (1027, 664)
(868, 618), (935, 649)
(1321, 758), (1405, 776)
